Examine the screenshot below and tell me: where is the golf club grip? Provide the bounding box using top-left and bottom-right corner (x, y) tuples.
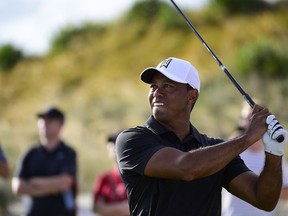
(276, 134), (285, 142)
(170, 0), (284, 143)
(244, 94), (284, 142)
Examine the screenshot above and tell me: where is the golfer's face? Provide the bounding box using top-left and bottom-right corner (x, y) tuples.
(148, 73), (191, 122)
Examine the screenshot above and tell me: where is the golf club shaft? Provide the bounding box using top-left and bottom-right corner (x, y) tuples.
(170, 0), (255, 108)
(170, 0), (285, 142)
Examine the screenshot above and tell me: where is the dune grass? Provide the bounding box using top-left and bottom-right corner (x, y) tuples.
(0, 4), (288, 196)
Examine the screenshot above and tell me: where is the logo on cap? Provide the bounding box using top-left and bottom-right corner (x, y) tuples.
(159, 58), (172, 69)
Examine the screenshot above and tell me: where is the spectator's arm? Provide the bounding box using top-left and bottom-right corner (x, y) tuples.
(29, 174), (73, 192)
(0, 161), (9, 179)
(12, 174), (73, 197)
(93, 200), (130, 216)
(12, 177), (48, 197)
(280, 186), (288, 200)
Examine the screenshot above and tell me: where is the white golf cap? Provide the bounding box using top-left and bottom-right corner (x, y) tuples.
(140, 57), (200, 92)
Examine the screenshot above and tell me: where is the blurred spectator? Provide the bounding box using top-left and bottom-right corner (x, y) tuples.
(222, 102), (288, 216)
(12, 107), (78, 216)
(92, 131), (129, 216)
(0, 142), (9, 179)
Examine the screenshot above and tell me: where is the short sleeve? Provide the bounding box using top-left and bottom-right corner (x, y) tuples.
(116, 127), (165, 176)
(14, 149), (33, 179)
(61, 148), (77, 177)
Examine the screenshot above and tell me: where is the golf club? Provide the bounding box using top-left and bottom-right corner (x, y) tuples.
(170, 0), (284, 142)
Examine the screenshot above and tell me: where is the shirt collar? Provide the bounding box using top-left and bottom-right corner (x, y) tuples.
(145, 116), (202, 144)
(145, 116), (169, 135)
(39, 141), (64, 153)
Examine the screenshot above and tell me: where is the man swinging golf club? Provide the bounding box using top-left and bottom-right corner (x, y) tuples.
(116, 57), (288, 216)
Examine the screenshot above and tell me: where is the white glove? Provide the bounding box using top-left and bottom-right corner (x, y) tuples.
(263, 115), (288, 156)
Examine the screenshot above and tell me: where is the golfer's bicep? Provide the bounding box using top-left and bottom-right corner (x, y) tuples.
(228, 171), (259, 205)
(144, 147), (187, 179)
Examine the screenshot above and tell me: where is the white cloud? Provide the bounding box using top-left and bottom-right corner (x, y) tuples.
(0, 0), (134, 55)
(0, 0), (207, 56)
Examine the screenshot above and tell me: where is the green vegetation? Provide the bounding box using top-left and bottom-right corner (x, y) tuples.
(0, 1), (288, 208)
(0, 44), (23, 72)
(49, 23), (107, 55)
(235, 38), (288, 78)
(210, 0), (269, 14)
(126, 0), (188, 29)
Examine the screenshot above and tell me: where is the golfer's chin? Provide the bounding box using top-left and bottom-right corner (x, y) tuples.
(152, 107), (168, 121)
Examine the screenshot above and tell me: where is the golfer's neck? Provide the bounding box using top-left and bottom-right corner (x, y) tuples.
(159, 118), (190, 141)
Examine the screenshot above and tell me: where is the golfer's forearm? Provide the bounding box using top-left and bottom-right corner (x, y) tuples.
(183, 134), (253, 179)
(255, 153), (282, 210)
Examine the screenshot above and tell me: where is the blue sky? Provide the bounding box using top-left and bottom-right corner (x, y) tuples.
(0, 0), (208, 55)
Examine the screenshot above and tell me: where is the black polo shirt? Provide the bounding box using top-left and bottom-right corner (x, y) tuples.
(116, 116), (250, 216)
(15, 141), (77, 216)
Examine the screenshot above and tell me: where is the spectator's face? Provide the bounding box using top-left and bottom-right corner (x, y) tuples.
(107, 142), (116, 161)
(148, 73), (194, 123)
(37, 117), (62, 140)
(239, 105), (252, 130)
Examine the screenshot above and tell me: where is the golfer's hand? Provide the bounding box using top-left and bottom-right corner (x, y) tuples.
(263, 115), (288, 156)
(246, 104), (269, 142)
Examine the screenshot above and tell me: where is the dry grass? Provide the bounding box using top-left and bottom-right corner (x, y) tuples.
(0, 5), (288, 194)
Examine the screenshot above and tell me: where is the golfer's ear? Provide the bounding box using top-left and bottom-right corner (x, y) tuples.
(188, 89), (198, 101)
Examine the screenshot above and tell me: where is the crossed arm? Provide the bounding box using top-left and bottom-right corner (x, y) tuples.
(0, 161), (9, 179)
(93, 200), (130, 216)
(12, 174), (73, 197)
